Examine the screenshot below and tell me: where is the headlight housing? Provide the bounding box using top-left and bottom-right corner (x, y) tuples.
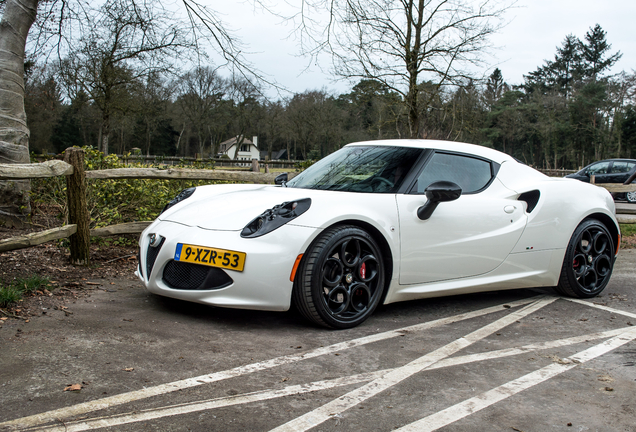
(161, 187), (196, 214)
(241, 198), (311, 238)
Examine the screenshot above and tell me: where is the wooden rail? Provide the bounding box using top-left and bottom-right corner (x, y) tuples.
(116, 155), (300, 169)
(0, 159), (73, 179)
(85, 167), (282, 184)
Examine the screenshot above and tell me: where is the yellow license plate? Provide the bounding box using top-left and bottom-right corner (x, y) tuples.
(174, 243), (246, 272)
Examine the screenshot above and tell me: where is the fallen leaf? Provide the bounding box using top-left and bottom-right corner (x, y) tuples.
(604, 386), (614, 392)
(123, 367), (134, 372)
(64, 384), (82, 392)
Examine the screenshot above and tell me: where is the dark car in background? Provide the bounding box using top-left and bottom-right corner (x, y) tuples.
(566, 159), (636, 203)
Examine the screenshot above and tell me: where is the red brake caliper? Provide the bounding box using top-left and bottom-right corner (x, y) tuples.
(360, 262), (366, 279)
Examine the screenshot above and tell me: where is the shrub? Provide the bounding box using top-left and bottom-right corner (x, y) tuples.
(31, 147), (223, 229)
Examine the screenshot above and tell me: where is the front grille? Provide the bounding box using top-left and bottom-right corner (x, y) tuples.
(146, 237), (165, 278)
(163, 260), (233, 290)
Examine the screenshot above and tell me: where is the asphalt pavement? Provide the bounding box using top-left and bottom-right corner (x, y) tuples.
(1, 250), (635, 432)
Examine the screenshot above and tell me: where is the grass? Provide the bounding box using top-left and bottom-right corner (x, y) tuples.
(619, 224), (636, 238)
(0, 275), (50, 308)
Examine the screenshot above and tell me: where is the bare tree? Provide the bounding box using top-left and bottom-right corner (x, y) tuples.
(0, 0), (259, 223)
(227, 76), (262, 159)
(176, 66), (227, 157)
(57, 1), (190, 155)
(298, 0), (510, 138)
(133, 72), (175, 156)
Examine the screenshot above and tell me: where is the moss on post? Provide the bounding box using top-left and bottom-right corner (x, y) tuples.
(64, 147), (90, 265)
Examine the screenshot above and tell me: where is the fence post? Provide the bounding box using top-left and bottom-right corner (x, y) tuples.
(64, 147), (90, 265)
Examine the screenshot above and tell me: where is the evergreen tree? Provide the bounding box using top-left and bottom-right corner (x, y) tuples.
(580, 24), (622, 81)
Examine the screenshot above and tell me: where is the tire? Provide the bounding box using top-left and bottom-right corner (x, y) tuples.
(627, 191), (636, 203)
(556, 219), (614, 298)
(293, 225), (386, 329)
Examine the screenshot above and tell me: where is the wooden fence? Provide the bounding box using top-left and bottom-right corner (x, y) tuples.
(0, 148), (293, 264)
(116, 154), (300, 169)
(1, 150), (635, 264)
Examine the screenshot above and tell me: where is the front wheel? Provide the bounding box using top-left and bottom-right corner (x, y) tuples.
(293, 225), (386, 329)
(626, 191), (636, 203)
(556, 219), (615, 298)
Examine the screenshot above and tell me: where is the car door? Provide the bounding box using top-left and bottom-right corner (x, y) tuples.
(606, 161), (636, 183)
(586, 161), (612, 183)
(397, 152), (527, 285)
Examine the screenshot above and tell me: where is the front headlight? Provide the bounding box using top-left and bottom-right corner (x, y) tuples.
(241, 198), (311, 238)
(161, 187), (196, 215)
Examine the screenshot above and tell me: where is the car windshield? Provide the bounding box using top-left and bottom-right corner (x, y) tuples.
(286, 146), (423, 193)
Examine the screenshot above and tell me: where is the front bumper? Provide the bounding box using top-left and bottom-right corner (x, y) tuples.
(137, 220), (316, 311)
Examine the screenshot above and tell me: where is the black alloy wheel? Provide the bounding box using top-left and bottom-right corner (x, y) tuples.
(556, 219), (615, 298)
(293, 225), (386, 329)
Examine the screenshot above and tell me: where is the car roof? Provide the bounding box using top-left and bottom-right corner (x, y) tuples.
(586, 158), (636, 164)
(345, 139), (515, 165)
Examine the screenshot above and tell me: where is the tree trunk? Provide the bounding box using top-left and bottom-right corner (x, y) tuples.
(64, 147), (90, 265)
(0, 0), (38, 226)
(145, 120), (152, 156)
(101, 111), (111, 155)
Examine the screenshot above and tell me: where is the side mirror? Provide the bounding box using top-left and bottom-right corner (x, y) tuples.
(417, 181), (462, 220)
(275, 173), (288, 185)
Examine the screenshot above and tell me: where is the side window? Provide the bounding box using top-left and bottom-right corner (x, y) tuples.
(587, 161), (610, 175)
(611, 161), (635, 173)
(415, 153), (493, 194)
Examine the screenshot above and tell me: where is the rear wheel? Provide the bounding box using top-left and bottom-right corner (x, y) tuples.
(293, 225), (386, 329)
(556, 219), (614, 298)
(626, 191), (636, 203)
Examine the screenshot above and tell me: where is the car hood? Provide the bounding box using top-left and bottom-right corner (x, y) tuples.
(158, 184), (319, 231)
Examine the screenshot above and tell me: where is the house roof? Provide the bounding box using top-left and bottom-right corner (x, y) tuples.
(219, 136), (256, 151)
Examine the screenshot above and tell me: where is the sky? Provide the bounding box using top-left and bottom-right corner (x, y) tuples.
(209, 0), (635, 98)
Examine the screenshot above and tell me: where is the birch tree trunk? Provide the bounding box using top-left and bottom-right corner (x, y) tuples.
(0, 0), (38, 226)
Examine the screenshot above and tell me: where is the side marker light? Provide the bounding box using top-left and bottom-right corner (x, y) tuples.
(290, 254), (304, 282)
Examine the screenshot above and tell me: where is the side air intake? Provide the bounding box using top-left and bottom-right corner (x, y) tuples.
(518, 190), (540, 213)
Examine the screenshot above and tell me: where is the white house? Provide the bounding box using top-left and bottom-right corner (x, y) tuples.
(218, 136), (260, 163)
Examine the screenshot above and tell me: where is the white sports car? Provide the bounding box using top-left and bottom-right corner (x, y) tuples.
(137, 140), (620, 328)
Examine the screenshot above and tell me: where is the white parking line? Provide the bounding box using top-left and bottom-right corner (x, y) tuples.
(395, 326), (636, 432)
(268, 297), (556, 432)
(429, 326), (629, 371)
(564, 297), (636, 319)
(29, 372), (389, 432)
(0, 298), (536, 430)
(24, 325), (630, 432)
